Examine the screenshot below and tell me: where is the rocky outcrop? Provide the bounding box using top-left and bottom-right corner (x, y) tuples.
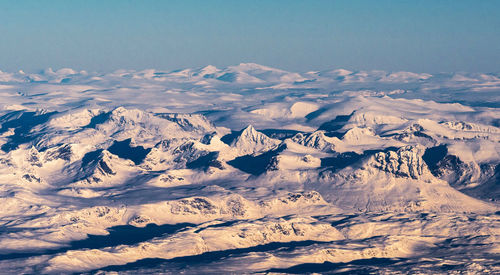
(371, 146), (427, 179)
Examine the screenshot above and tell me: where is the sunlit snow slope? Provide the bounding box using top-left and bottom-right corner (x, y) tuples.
(0, 64), (499, 274)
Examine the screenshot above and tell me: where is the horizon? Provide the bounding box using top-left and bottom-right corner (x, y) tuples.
(1, 0), (499, 73)
(2, 62), (500, 75)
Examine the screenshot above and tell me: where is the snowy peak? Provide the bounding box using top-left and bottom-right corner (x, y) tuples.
(231, 125), (281, 155)
(318, 68), (354, 77)
(347, 111), (407, 128)
(193, 65), (219, 77)
(238, 125), (261, 140)
(223, 63), (306, 83)
(380, 71), (433, 83)
(71, 148), (140, 187)
(291, 131), (337, 152)
(158, 113), (219, 135)
(441, 121), (500, 134)
(342, 127), (375, 142)
(231, 62), (277, 71)
(76, 149), (118, 184)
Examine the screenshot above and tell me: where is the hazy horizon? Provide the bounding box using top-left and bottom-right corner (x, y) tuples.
(1, 0), (499, 73)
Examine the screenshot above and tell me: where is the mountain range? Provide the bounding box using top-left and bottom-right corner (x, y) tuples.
(0, 64), (498, 274)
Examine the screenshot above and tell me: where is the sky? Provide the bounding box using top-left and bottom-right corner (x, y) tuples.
(0, 0), (499, 73)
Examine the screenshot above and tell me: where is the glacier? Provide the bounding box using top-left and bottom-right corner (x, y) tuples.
(0, 63), (498, 274)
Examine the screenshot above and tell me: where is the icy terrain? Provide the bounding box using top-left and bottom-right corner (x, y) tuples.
(0, 64), (499, 274)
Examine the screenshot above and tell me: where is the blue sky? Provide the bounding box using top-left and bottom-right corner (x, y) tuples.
(0, 0), (499, 73)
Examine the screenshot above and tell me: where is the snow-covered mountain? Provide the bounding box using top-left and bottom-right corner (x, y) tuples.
(0, 64), (498, 274)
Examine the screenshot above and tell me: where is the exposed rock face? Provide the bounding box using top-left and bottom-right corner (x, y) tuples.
(170, 197), (219, 216)
(371, 146), (427, 179)
(44, 144), (73, 162)
(27, 147), (43, 167)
